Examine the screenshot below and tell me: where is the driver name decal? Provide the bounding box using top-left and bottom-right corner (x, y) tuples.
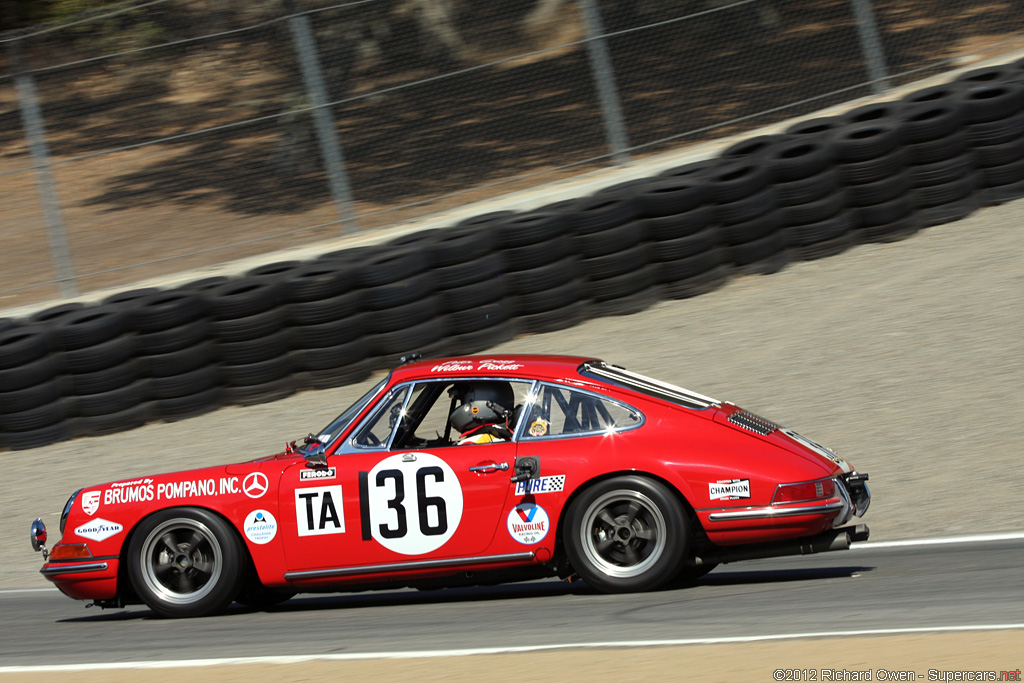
(295, 485), (345, 536)
(709, 479), (751, 500)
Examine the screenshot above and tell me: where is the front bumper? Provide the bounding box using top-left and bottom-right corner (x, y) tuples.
(40, 557), (120, 601)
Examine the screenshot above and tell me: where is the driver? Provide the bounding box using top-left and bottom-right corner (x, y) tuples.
(449, 382), (515, 445)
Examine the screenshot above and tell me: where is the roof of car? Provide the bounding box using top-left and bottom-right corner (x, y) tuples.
(393, 354), (598, 383)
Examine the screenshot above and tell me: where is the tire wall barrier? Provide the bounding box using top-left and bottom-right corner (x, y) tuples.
(3, 61), (1024, 450)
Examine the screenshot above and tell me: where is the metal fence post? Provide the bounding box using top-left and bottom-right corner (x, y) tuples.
(286, 2), (358, 233)
(579, 0), (631, 166)
(850, 0), (891, 94)
(9, 36), (78, 298)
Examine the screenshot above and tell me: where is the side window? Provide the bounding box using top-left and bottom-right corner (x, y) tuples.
(522, 384), (641, 438)
(352, 386), (411, 448)
(402, 380), (534, 447)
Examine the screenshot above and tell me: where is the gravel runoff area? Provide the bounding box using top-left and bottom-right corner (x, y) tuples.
(4, 193), (1024, 589)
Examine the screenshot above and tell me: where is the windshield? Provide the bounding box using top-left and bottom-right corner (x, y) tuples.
(315, 376), (389, 444)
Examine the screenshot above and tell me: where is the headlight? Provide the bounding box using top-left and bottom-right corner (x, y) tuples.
(59, 490), (81, 534)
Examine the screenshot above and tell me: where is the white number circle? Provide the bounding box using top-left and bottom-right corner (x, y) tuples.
(367, 453), (463, 555)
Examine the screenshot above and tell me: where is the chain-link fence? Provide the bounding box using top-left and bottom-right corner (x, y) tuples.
(3, 0), (1024, 308)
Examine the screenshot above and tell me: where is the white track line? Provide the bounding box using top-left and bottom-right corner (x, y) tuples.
(1, 624), (1023, 673)
(854, 531), (1024, 549)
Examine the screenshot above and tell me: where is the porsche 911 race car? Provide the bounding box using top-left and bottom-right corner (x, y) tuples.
(30, 354), (870, 618)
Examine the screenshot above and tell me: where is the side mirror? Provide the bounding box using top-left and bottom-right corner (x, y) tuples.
(30, 518), (48, 559)
(303, 442), (327, 468)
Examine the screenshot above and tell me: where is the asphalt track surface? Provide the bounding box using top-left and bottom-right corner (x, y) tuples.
(1, 537), (1022, 669)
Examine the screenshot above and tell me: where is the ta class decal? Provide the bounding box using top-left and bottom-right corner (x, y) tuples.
(709, 479), (751, 500)
(300, 467), (336, 481)
(514, 474), (565, 496)
(244, 510), (278, 545)
(507, 502), (549, 544)
(80, 491), (100, 516)
(359, 452), (463, 556)
(295, 485), (345, 536)
(74, 518), (124, 542)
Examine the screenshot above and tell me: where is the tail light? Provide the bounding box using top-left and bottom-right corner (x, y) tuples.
(772, 478), (837, 504)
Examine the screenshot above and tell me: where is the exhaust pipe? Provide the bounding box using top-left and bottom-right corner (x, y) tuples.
(691, 524), (869, 566)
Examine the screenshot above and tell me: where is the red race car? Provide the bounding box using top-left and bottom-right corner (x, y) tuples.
(30, 354), (870, 618)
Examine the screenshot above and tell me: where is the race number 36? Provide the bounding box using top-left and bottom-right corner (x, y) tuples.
(359, 453), (463, 555)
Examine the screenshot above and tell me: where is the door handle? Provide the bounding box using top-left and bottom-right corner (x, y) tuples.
(469, 462), (510, 473)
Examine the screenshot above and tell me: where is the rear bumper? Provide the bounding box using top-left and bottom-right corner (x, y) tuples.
(699, 473), (870, 545)
(41, 558), (119, 601)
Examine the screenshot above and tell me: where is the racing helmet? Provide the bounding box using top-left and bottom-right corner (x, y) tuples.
(449, 382), (514, 433)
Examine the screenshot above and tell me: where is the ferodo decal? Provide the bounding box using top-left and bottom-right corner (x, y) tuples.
(507, 502), (549, 544)
(300, 467), (336, 481)
(244, 510), (278, 545)
(514, 474), (565, 496)
(709, 479), (751, 500)
(80, 491), (100, 516)
(295, 485), (345, 536)
(358, 453), (463, 556)
(74, 518), (124, 542)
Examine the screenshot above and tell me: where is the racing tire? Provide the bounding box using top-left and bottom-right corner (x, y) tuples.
(53, 307), (126, 351)
(443, 319), (519, 356)
(563, 475), (688, 593)
(495, 213), (568, 248)
(287, 291), (361, 326)
(127, 508), (245, 618)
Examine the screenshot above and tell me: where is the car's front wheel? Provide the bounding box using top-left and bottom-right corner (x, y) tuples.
(564, 476), (688, 592)
(127, 508), (244, 618)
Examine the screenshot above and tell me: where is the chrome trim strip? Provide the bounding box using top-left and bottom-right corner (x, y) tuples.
(40, 562), (109, 576)
(707, 500), (845, 522)
(284, 552), (536, 581)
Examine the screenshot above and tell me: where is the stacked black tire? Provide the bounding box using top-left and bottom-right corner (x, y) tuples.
(566, 196), (660, 316)
(277, 261), (369, 390)
(126, 289), (219, 421)
(634, 176), (728, 299)
(0, 324), (69, 450)
(499, 211), (588, 334)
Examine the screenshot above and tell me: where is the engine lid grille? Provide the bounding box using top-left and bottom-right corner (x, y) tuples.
(727, 410), (780, 435)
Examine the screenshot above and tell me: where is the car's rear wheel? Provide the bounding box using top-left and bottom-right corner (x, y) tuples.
(128, 508), (243, 618)
(564, 476), (688, 592)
